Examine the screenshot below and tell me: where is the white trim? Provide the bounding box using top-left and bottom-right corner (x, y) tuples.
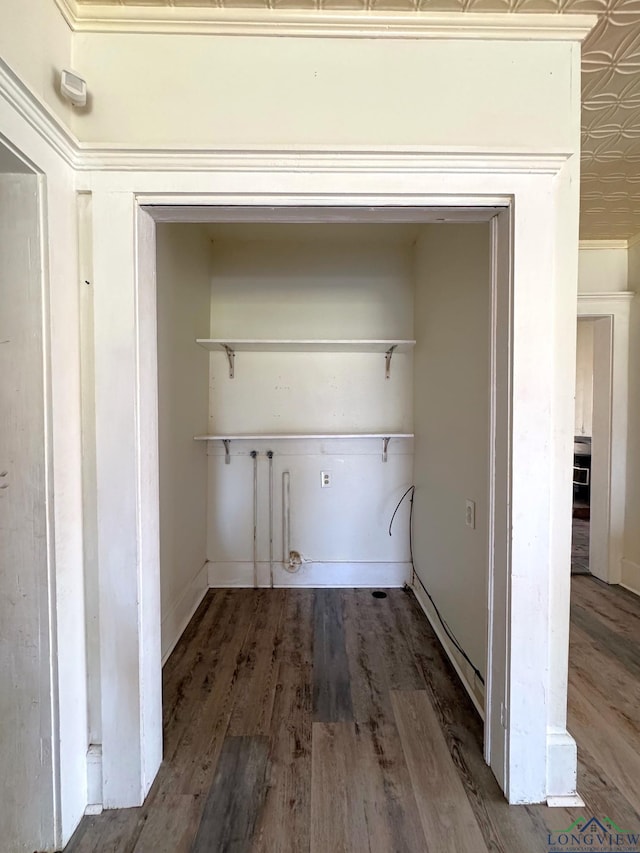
(627, 231), (640, 250)
(621, 559), (640, 598)
(578, 291), (634, 307)
(411, 578), (485, 718)
(0, 59), (76, 169)
(161, 562), (208, 665)
(52, 3), (596, 41)
(84, 148), (570, 175)
(547, 794), (585, 808)
(578, 240), (628, 251)
(208, 560), (411, 588)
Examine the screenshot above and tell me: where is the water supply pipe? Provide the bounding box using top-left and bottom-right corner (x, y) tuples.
(251, 450), (258, 589)
(267, 451), (274, 589)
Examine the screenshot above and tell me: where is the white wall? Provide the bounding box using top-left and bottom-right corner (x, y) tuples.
(623, 240), (640, 592)
(578, 246), (628, 293)
(412, 223), (490, 708)
(0, 171), (56, 853)
(206, 232), (414, 586)
(71, 34), (576, 150)
(156, 225), (211, 660)
(574, 319), (595, 437)
(0, 1), (72, 124)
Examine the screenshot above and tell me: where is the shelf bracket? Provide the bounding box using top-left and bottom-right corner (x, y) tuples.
(222, 439), (231, 464)
(382, 436), (390, 463)
(385, 345), (397, 380)
(222, 345), (235, 379)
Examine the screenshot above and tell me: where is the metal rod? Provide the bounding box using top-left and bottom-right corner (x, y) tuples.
(267, 451), (274, 589)
(251, 450), (258, 589)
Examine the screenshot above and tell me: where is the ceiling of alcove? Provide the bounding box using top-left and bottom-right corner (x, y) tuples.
(71, 0), (640, 241)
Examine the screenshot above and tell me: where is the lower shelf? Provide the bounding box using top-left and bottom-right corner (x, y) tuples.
(194, 432), (414, 463)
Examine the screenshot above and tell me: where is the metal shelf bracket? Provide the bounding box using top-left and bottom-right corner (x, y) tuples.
(223, 439), (231, 464)
(385, 345), (397, 380)
(382, 436), (390, 463)
(223, 344), (235, 379)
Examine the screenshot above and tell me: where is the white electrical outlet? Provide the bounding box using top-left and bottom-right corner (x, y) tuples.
(465, 499), (476, 529)
(321, 471), (331, 488)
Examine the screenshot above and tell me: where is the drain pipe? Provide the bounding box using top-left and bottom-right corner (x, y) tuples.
(251, 450), (258, 589)
(267, 451), (274, 589)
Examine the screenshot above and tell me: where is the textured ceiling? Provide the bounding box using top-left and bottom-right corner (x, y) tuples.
(73, 0), (640, 241)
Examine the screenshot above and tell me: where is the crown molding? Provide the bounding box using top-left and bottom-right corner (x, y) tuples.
(53, 2), (596, 41)
(578, 291), (635, 307)
(0, 59), (77, 168)
(579, 239), (629, 251)
(75, 144), (571, 175)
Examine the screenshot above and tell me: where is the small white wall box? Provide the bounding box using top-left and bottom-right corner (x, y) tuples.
(60, 69), (87, 107)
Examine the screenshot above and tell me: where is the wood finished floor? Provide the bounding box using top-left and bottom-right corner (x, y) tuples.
(64, 580), (640, 852)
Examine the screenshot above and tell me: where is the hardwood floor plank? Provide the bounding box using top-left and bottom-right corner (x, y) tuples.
(191, 736), (270, 853)
(63, 807), (143, 853)
(343, 590), (423, 726)
(132, 793), (201, 853)
(571, 601), (640, 681)
(572, 576), (640, 637)
(228, 590), (285, 737)
(312, 589), (353, 723)
(310, 721), (426, 853)
(253, 592), (313, 853)
(388, 588), (553, 853)
(391, 690), (488, 853)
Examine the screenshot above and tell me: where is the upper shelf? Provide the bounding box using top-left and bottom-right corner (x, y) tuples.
(196, 339), (416, 353)
(196, 338), (416, 379)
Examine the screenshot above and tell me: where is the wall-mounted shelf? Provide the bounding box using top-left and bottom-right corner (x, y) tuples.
(196, 339), (416, 379)
(194, 433), (414, 464)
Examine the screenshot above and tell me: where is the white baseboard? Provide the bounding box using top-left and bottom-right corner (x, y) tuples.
(621, 558), (640, 598)
(86, 744), (103, 812)
(161, 561), (209, 664)
(207, 560), (411, 588)
(410, 577), (485, 718)
(546, 730), (579, 800)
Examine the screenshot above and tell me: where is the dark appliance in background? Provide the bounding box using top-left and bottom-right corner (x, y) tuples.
(573, 437), (591, 519)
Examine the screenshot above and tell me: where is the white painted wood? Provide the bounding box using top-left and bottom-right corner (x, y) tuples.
(0, 171), (56, 851)
(547, 794), (585, 808)
(578, 292), (634, 584)
(195, 433), (414, 440)
(196, 339), (416, 352)
(0, 60), (92, 848)
(208, 560), (411, 588)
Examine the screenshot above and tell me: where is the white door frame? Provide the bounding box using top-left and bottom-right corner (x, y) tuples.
(577, 293), (634, 584)
(87, 158), (579, 809)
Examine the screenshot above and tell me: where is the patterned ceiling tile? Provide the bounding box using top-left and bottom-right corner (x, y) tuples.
(71, 0), (640, 239)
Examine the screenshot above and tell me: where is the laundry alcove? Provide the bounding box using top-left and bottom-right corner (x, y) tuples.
(155, 217), (492, 724)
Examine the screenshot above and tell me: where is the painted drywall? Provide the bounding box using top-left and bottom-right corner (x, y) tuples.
(623, 240), (640, 592)
(156, 224), (211, 660)
(71, 34), (576, 149)
(578, 246), (628, 293)
(412, 223), (490, 702)
(206, 233), (414, 584)
(0, 173), (55, 851)
(575, 319), (595, 437)
(0, 1), (72, 124)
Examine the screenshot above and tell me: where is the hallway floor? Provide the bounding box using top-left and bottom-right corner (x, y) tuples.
(64, 583), (640, 852)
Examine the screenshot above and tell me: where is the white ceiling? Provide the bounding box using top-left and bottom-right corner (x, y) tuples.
(73, 0), (640, 241)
